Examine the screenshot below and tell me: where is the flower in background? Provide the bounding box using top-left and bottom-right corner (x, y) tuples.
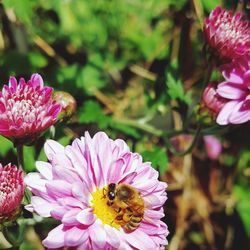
(202, 82), (227, 118)
(216, 55), (250, 125)
(53, 91), (77, 121)
(25, 131), (168, 249)
(0, 74), (61, 145)
(204, 6), (250, 60)
(0, 164), (24, 222)
(203, 135), (222, 160)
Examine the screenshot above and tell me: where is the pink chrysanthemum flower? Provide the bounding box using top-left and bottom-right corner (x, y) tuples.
(25, 132), (168, 250)
(216, 55), (250, 125)
(0, 164), (24, 222)
(204, 6), (250, 60)
(0, 74), (61, 145)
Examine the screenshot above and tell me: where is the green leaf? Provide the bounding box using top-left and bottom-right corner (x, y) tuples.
(28, 52), (48, 68)
(234, 185), (250, 236)
(166, 73), (192, 105)
(77, 65), (106, 95)
(141, 146), (168, 176)
(201, 0), (219, 12)
(79, 100), (110, 129)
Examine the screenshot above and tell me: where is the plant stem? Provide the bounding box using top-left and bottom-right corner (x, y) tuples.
(16, 145), (24, 171)
(163, 124), (202, 157)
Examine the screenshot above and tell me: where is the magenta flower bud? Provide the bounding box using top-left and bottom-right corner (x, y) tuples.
(0, 74), (61, 145)
(204, 6), (250, 61)
(53, 91), (77, 121)
(202, 82), (227, 117)
(0, 164), (25, 222)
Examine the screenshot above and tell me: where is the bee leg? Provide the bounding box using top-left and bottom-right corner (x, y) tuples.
(107, 200), (114, 206)
(102, 187), (107, 199)
(114, 207), (122, 213)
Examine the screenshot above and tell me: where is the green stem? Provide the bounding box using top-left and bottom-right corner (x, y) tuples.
(163, 124), (202, 156)
(16, 145), (24, 171)
(113, 118), (164, 137)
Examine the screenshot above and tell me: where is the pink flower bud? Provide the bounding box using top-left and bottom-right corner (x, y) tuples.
(202, 82), (227, 117)
(53, 91), (77, 121)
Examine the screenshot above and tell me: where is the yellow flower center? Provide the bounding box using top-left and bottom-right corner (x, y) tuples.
(91, 187), (121, 229)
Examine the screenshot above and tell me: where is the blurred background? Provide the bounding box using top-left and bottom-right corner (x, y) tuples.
(0, 0), (250, 249)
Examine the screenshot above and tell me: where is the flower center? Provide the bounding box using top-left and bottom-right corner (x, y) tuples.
(91, 187), (121, 229)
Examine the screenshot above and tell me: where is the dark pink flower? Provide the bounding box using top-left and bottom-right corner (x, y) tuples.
(0, 74), (61, 144)
(216, 55), (250, 125)
(204, 6), (250, 60)
(25, 132), (168, 249)
(0, 164), (24, 221)
(202, 82), (227, 116)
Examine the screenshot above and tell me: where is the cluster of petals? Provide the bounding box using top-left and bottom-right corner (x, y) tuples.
(25, 131), (168, 250)
(0, 164), (24, 219)
(0, 74), (61, 144)
(202, 82), (227, 116)
(204, 6), (250, 60)
(215, 55), (250, 125)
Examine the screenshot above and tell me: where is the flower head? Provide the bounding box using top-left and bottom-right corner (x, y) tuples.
(0, 74), (61, 145)
(25, 131), (168, 249)
(204, 6), (250, 60)
(53, 91), (77, 121)
(0, 164), (24, 222)
(216, 55), (250, 125)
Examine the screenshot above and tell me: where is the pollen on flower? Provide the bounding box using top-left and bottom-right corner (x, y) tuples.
(91, 187), (121, 229)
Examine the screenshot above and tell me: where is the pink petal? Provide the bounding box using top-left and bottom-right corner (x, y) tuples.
(84, 131), (105, 187)
(217, 82), (247, 99)
(44, 139), (64, 161)
(228, 101), (250, 124)
(8, 76), (17, 90)
(28, 196), (54, 217)
(124, 229), (156, 250)
(62, 208), (82, 226)
(46, 180), (72, 198)
(89, 220), (107, 248)
(36, 161), (53, 180)
(30, 73), (44, 88)
(53, 164), (82, 184)
(104, 225), (121, 249)
(64, 226), (88, 246)
(42, 224), (66, 248)
(76, 208), (95, 225)
(216, 101), (239, 125)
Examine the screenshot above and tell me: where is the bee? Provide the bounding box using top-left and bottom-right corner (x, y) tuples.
(106, 183), (144, 232)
